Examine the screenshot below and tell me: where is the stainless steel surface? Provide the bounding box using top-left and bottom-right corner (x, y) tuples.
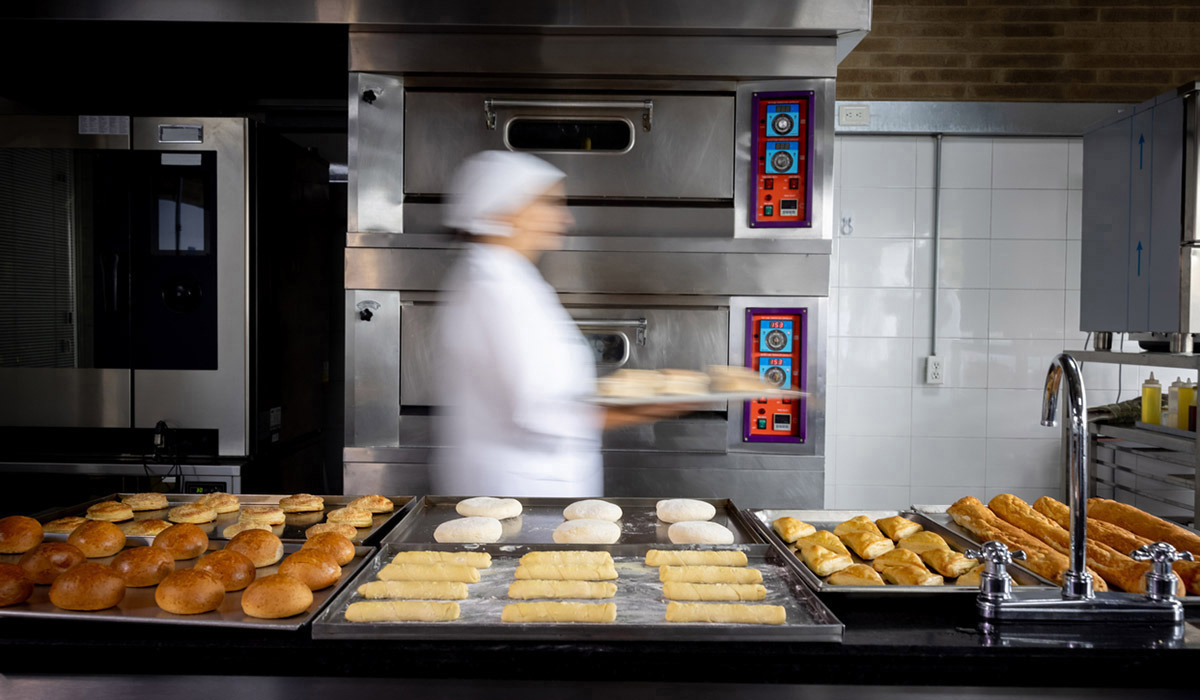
(0, 542), (374, 630)
(382, 496), (762, 553)
(345, 290), (401, 447)
(1069, 349), (1200, 370)
(484, 99), (652, 132)
(312, 542), (843, 642)
(0, 461), (244, 493)
(1131, 542), (1194, 602)
(1042, 353), (1093, 599)
(402, 203), (736, 238)
(344, 462), (431, 499)
(1171, 333), (1193, 354)
(346, 233), (833, 254)
(975, 587), (1185, 624)
(929, 134), (942, 357)
(348, 73), (405, 234)
(746, 509), (1056, 594)
(833, 101), (1134, 136)
(1094, 332), (1114, 351)
(0, 369), (130, 428)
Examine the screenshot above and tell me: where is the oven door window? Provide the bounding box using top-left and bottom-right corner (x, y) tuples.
(506, 118), (633, 153)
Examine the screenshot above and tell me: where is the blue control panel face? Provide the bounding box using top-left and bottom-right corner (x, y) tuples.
(765, 141), (799, 174)
(758, 356), (793, 388)
(759, 319), (794, 353)
(765, 104), (801, 137)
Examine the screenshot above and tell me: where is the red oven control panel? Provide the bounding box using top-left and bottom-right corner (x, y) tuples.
(750, 92), (813, 230)
(744, 308), (806, 443)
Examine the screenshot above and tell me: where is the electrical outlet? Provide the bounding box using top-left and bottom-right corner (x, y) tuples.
(838, 104), (870, 127)
(925, 356), (945, 385)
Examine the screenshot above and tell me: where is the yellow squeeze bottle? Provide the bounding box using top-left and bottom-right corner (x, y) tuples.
(1178, 381), (1195, 430)
(1142, 372), (1162, 425)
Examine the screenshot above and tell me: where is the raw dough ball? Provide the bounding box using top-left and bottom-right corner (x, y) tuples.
(668, 521), (734, 545)
(433, 516), (502, 544)
(552, 519), (621, 545)
(656, 499), (715, 523)
(455, 497), (522, 520)
(563, 500), (623, 522)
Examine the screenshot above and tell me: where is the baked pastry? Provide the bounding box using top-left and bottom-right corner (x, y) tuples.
(656, 499), (715, 523)
(359, 580), (470, 600)
(433, 517), (502, 544)
(870, 548), (925, 573)
(658, 368), (711, 395)
(665, 601), (784, 625)
(554, 519), (622, 544)
(661, 581), (767, 601)
(152, 523), (209, 560)
(921, 548), (980, 578)
(596, 369), (661, 398)
(241, 574), (313, 618)
(238, 506), (286, 526)
(283, 510), (324, 527)
(156, 569), (224, 614)
(301, 532), (356, 566)
(880, 564), (944, 586)
(563, 499), (622, 522)
(110, 546), (175, 587)
(1088, 497), (1200, 558)
(514, 563), (618, 581)
(795, 530), (850, 557)
(278, 549), (341, 590)
(86, 501), (134, 522)
(346, 600), (460, 622)
(393, 551), (492, 568)
(121, 519), (172, 537)
(797, 543), (853, 577)
(0, 563), (33, 607)
(668, 521), (733, 545)
(48, 562), (125, 610)
(279, 493), (325, 513)
(707, 365), (768, 393)
(167, 503), (217, 524)
(67, 520), (126, 558)
(955, 564), (985, 587)
(659, 565), (761, 584)
(194, 550), (257, 592)
(456, 496), (522, 519)
(508, 580), (618, 600)
(876, 515), (923, 541)
(501, 602), (616, 623)
(225, 529), (284, 568)
(348, 495), (394, 513)
(839, 530), (895, 560)
(306, 523), (359, 540)
(43, 516), (87, 534)
(325, 506), (372, 528)
(18, 542), (86, 584)
(772, 516), (816, 543)
(195, 492), (240, 514)
(121, 492), (168, 511)
(520, 551), (612, 567)
(0, 515), (44, 554)
(644, 550), (748, 567)
(222, 521), (273, 538)
(898, 531), (951, 555)
(827, 563), (886, 586)
(833, 515), (883, 538)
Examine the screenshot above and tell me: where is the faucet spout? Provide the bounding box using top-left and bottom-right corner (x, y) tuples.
(1041, 353), (1093, 599)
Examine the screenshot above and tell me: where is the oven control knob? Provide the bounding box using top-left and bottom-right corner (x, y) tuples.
(770, 151), (793, 172)
(763, 366), (788, 387)
(764, 329), (789, 351)
(772, 113), (794, 135)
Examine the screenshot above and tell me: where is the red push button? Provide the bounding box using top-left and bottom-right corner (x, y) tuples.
(788, 177), (799, 189)
(763, 179), (773, 190)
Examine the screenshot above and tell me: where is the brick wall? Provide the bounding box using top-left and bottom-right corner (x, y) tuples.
(838, 0), (1200, 102)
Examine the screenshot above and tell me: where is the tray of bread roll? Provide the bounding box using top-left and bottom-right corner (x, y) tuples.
(381, 496), (765, 555)
(0, 520), (375, 629)
(744, 508), (1058, 595)
(914, 494), (1200, 602)
(592, 366), (805, 407)
(27, 492), (414, 545)
(311, 542), (843, 642)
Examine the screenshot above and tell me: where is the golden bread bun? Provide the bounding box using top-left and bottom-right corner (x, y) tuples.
(0, 563), (34, 607)
(121, 492), (168, 511)
(305, 523), (357, 540)
(155, 569), (225, 615)
(325, 506), (372, 528)
(48, 562), (126, 611)
(110, 546), (176, 587)
(194, 550), (257, 592)
(195, 492), (240, 514)
(225, 529), (284, 568)
(278, 549), (341, 590)
(86, 500), (134, 522)
(348, 495), (394, 513)
(67, 520), (126, 558)
(152, 523), (210, 560)
(43, 516), (87, 534)
(241, 574), (313, 619)
(301, 533), (355, 566)
(167, 503), (217, 524)
(121, 519), (172, 537)
(222, 521), (273, 539)
(283, 511), (325, 527)
(18, 542), (86, 584)
(238, 506), (285, 525)
(279, 493), (324, 513)
(0, 515), (44, 554)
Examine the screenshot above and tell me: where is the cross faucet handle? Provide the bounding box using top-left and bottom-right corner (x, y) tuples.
(966, 541), (1024, 602)
(1131, 542), (1192, 602)
(966, 540), (1025, 568)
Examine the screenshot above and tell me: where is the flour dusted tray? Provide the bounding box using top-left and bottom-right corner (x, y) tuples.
(382, 496), (764, 553)
(311, 542), (843, 642)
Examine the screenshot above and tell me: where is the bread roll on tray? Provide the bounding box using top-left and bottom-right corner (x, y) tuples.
(241, 574), (312, 618)
(0, 515), (44, 554)
(0, 563), (34, 607)
(48, 562), (125, 611)
(18, 542), (86, 585)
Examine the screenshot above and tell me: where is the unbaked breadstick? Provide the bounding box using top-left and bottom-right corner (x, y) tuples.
(356, 580), (469, 600)
(659, 565), (762, 584)
(376, 563), (480, 583)
(665, 602), (785, 625)
(507, 580), (617, 599)
(345, 600), (460, 622)
(513, 563), (618, 581)
(662, 582), (767, 601)
(644, 550), (748, 567)
(501, 602), (616, 623)
(519, 551), (613, 567)
(390, 551), (492, 568)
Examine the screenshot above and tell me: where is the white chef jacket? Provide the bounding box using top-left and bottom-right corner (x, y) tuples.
(432, 243), (603, 497)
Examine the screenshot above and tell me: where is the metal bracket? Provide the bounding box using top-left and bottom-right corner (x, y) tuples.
(575, 318), (648, 346)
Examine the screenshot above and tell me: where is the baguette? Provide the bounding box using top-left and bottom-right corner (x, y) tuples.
(839, 530), (895, 560)
(1088, 498), (1200, 558)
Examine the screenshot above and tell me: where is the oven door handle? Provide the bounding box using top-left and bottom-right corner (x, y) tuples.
(574, 318), (647, 346)
(485, 99), (653, 131)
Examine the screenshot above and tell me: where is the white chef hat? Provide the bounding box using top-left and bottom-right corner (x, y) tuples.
(443, 150), (566, 237)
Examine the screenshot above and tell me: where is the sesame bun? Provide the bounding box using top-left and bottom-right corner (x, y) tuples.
(194, 550), (256, 592)
(224, 529), (284, 568)
(152, 523), (210, 560)
(305, 523), (357, 540)
(221, 521), (273, 539)
(48, 562), (125, 611)
(155, 569), (224, 615)
(301, 533), (355, 566)
(279, 493), (324, 513)
(278, 549), (341, 590)
(241, 574), (312, 619)
(18, 542), (86, 585)
(110, 546), (175, 587)
(86, 501), (134, 522)
(167, 503), (218, 524)
(121, 492), (168, 511)
(325, 507), (372, 528)
(0, 563), (34, 607)
(67, 520), (126, 558)
(121, 519), (172, 537)
(348, 495), (394, 513)
(195, 492), (240, 514)
(0, 515), (44, 554)
(43, 516), (87, 534)
(238, 506), (286, 526)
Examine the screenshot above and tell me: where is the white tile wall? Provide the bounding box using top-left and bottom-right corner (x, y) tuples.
(940, 139), (992, 189)
(839, 188), (916, 238)
(992, 138), (1070, 189)
(938, 189), (992, 238)
(911, 388), (988, 438)
(838, 338), (913, 387)
(991, 190), (1069, 239)
(914, 289), (991, 339)
(988, 290), (1065, 340)
(838, 238), (914, 288)
(841, 137), (917, 188)
(910, 438), (987, 486)
(838, 288), (915, 338)
(987, 340), (1067, 389)
(990, 240), (1066, 290)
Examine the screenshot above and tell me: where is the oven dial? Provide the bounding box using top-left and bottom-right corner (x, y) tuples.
(770, 151), (793, 173)
(764, 329), (789, 351)
(763, 366), (788, 387)
(771, 113), (794, 136)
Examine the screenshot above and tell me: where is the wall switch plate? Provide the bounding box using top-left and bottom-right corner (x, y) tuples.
(838, 104), (870, 127)
(925, 356), (944, 385)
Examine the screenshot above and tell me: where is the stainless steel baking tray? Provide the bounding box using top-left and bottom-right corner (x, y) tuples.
(0, 542), (374, 630)
(745, 509), (1058, 595)
(312, 542), (843, 642)
(33, 493), (415, 545)
(382, 496), (763, 554)
(592, 389), (806, 407)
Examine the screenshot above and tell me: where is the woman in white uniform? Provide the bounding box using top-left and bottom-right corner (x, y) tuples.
(432, 151), (666, 497)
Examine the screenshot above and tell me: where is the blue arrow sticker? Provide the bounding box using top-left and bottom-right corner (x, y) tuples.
(1137, 240), (1143, 276)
